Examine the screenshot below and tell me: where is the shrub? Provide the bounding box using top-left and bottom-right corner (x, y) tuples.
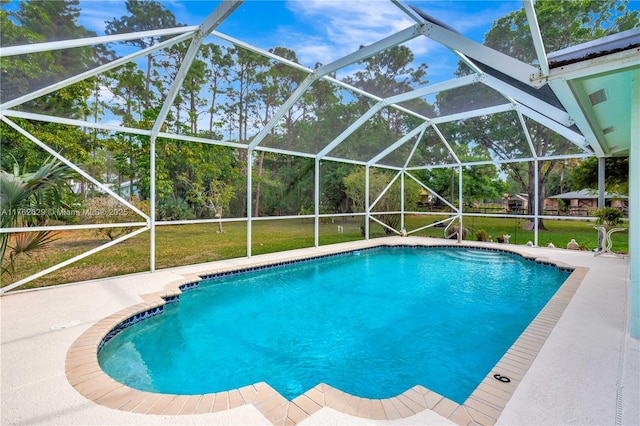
(158, 198), (195, 221)
(595, 207), (623, 226)
(82, 196), (145, 241)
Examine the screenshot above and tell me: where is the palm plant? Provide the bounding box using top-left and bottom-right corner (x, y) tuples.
(1, 157), (75, 276)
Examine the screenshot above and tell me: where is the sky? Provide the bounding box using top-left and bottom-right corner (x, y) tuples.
(6, 0), (639, 86)
(70, 0), (526, 84)
(4, 0), (639, 126)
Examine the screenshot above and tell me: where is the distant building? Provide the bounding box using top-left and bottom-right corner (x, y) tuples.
(506, 193), (529, 213)
(544, 189), (628, 216)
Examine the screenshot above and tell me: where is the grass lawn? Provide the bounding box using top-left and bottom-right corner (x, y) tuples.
(1, 215), (628, 291)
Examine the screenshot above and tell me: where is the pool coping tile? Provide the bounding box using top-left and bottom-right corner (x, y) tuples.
(65, 242), (587, 426)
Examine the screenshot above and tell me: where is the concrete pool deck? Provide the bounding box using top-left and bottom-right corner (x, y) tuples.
(1, 236), (638, 425)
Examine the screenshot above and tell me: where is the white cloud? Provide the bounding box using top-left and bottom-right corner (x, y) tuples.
(79, 1), (128, 35)
(284, 0), (415, 67)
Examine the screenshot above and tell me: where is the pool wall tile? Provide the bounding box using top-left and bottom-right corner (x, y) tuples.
(65, 242), (588, 426)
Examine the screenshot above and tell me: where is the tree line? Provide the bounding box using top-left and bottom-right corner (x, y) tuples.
(1, 0), (635, 227)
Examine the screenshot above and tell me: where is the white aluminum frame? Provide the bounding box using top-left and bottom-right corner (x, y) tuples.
(0, 0), (621, 296)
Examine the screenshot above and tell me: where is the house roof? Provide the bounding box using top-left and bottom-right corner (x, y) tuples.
(547, 189), (629, 199)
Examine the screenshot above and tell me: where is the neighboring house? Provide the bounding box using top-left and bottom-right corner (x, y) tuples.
(544, 189), (628, 215)
(418, 188), (433, 206)
(506, 193), (529, 213)
(116, 179), (140, 199)
(69, 178), (140, 199)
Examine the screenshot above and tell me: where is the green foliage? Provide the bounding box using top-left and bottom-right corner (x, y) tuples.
(1, 157), (76, 275)
(571, 157), (629, 195)
(476, 229), (489, 242)
(436, 0), (638, 224)
(157, 198), (194, 221)
(595, 207), (623, 226)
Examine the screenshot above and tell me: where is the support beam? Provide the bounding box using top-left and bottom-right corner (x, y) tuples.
(250, 25), (422, 150)
(1, 32), (194, 111)
(368, 122), (430, 166)
(517, 104), (589, 150)
(401, 172), (405, 232)
(0, 27), (198, 57)
(0, 226), (148, 295)
(370, 171), (401, 211)
(365, 166), (370, 239)
(248, 74), (316, 150)
(418, 18), (539, 87)
(402, 127), (427, 169)
(431, 124), (462, 165)
(629, 69), (640, 338)
(458, 165), (463, 243)
(523, 0), (549, 77)
(2, 109), (152, 137)
(211, 30), (312, 74)
(0, 116), (148, 221)
(534, 159), (540, 247)
(150, 134), (156, 272)
(547, 78), (606, 156)
(391, 0), (425, 24)
(404, 171), (458, 211)
(317, 102), (385, 158)
(322, 75), (431, 122)
(147, 2), (242, 271)
(384, 74), (477, 105)
(315, 25), (421, 78)
(315, 159), (320, 248)
(481, 74), (573, 126)
(247, 149), (253, 258)
(516, 109), (539, 159)
(598, 157), (606, 208)
(431, 103), (513, 125)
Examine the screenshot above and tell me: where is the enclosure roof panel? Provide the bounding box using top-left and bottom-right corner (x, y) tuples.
(548, 28), (640, 68)
(546, 27), (640, 157)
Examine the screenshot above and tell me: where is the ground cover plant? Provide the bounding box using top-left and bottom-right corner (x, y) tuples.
(1, 215), (628, 291)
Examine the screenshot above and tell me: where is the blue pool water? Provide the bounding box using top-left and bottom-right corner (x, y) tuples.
(98, 247), (570, 404)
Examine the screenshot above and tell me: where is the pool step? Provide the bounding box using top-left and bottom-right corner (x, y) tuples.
(440, 248), (511, 263)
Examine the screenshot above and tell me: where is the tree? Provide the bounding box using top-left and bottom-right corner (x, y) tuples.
(1, 0), (115, 181)
(0, 0), (56, 104)
(438, 0), (638, 228)
(223, 47), (269, 214)
(201, 43), (233, 135)
(105, 0), (181, 109)
(1, 158), (76, 275)
(344, 45), (433, 139)
(571, 156), (629, 194)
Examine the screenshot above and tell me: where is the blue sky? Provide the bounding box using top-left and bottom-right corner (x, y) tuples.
(5, 0), (640, 101)
(69, 0), (525, 84)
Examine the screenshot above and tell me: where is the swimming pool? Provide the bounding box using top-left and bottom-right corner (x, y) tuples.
(98, 246), (570, 405)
